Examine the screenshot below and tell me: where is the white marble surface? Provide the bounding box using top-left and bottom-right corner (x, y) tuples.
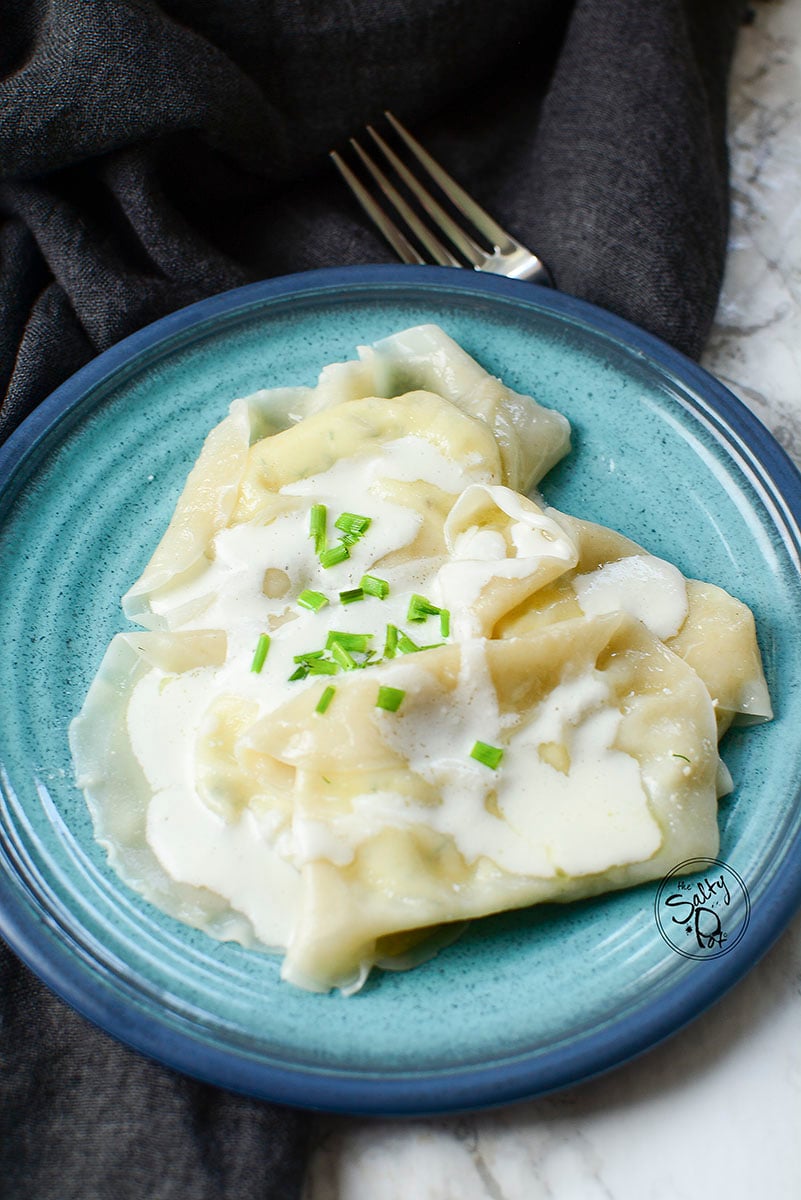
(303, 3), (801, 1196)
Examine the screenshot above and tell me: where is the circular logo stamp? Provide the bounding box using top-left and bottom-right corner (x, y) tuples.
(654, 858), (750, 960)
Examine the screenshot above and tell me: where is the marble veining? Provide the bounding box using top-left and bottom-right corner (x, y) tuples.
(304, 3), (801, 1196)
(704, 0), (801, 461)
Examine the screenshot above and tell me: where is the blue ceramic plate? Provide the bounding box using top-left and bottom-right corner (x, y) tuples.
(1, 266), (800, 1116)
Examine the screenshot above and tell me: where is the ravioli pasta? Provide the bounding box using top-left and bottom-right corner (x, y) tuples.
(70, 325), (771, 994)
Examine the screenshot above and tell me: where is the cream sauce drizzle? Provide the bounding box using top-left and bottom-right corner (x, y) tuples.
(129, 445), (665, 953)
(573, 554), (688, 640)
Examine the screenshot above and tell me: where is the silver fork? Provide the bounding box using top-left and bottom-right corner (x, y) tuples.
(331, 111), (552, 286)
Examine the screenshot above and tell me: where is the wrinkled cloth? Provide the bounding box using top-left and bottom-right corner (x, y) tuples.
(0, 0), (746, 443)
(0, 1), (745, 1196)
(0, 946), (308, 1200)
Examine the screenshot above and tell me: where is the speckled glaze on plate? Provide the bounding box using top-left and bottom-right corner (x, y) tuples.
(1, 266), (800, 1116)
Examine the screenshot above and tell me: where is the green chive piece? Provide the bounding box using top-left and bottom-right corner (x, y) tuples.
(440, 609), (450, 638)
(330, 641), (357, 671)
(470, 741), (504, 770)
(297, 589), (329, 612)
(294, 649), (325, 663)
(397, 631), (421, 654)
(335, 512), (372, 536)
(361, 574), (389, 599)
(376, 685), (406, 713)
(308, 659), (338, 675)
(407, 593), (441, 622)
(338, 531), (361, 548)
(309, 504), (327, 554)
(673, 753), (691, 764)
(384, 623), (399, 658)
(288, 665), (309, 682)
(319, 543), (350, 569)
(419, 642), (445, 651)
(339, 587), (364, 605)
(250, 633), (271, 673)
(326, 631), (371, 652)
(316, 686), (337, 714)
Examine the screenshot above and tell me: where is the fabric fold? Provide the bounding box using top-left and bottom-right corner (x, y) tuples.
(1, 0), (746, 443)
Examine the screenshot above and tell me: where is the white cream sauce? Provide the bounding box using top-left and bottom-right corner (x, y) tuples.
(134, 434), (494, 940)
(329, 647), (661, 878)
(129, 669), (301, 949)
(496, 678), (662, 876)
(127, 442), (666, 955)
(573, 553), (688, 640)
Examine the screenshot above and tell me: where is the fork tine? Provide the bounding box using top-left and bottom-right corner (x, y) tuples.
(330, 150), (424, 265)
(366, 125), (486, 268)
(349, 139), (461, 269)
(385, 111), (515, 252)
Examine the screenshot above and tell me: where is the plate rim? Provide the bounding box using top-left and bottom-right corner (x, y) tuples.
(2, 263), (801, 1116)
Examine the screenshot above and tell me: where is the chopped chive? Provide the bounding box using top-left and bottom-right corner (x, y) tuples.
(319, 543), (350, 568)
(361, 574), (389, 599)
(419, 642), (445, 651)
(335, 512), (371, 536)
(440, 609), (450, 638)
(397, 631), (421, 654)
(470, 741), (504, 770)
(672, 753), (691, 763)
(326, 631), (371, 652)
(250, 633), (271, 673)
(338, 531), (361, 548)
(339, 587), (364, 605)
(288, 665), (309, 681)
(297, 589), (329, 612)
(294, 649), (325, 663)
(330, 641), (357, 671)
(384, 623), (399, 658)
(376, 685), (406, 713)
(316, 685), (336, 714)
(308, 659), (338, 675)
(407, 593), (441, 622)
(309, 504), (327, 554)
